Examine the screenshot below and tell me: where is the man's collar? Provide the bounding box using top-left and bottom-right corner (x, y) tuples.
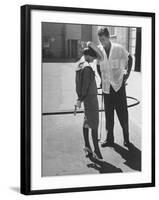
(99, 41), (113, 50)
(104, 41), (111, 51)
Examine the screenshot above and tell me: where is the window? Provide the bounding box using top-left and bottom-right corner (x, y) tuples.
(107, 26), (115, 36)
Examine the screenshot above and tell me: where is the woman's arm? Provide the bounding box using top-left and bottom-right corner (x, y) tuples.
(87, 41), (104, 61)
(80, 67), (92, 102)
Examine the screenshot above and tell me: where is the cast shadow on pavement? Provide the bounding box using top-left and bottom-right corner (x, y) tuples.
(9, 186), (20, 193)
(113, 143), (141, 171)
(87, 156), (123, 174)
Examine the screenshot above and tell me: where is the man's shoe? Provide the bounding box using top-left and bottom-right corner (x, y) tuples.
(101, 140), (114, 147)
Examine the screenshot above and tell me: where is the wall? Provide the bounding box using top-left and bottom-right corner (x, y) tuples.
(42, 22), (65, 59)
(43, 23), (94, 61)
(92, 25), (99, 45)
(81, 24), (92, 41)
(115, 27), (129, 49)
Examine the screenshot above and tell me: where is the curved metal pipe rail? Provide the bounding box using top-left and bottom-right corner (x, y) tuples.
(42, 88), (140, 116)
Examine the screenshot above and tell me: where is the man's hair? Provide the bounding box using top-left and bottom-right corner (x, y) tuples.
(98, 27), (110, 38)
(83, 47), (97, 58)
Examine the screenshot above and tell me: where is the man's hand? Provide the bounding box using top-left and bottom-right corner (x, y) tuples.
(123, 55), (132, 84)
(123, 73), (129, 83)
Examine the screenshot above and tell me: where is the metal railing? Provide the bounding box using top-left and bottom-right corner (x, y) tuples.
(42, 88), (140, 116)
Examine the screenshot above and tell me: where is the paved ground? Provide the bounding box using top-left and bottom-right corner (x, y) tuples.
(42, 63), (141, 177)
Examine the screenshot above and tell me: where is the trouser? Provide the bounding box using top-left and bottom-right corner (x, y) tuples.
(103, 83), (129, 143)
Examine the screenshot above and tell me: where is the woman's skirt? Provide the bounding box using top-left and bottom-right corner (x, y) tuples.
(83, 95), (99, 130)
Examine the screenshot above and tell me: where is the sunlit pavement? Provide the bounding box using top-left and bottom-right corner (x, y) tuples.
(42, 63), (141, 177)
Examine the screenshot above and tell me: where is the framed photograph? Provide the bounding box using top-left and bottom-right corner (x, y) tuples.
(20, 4), (155, 195)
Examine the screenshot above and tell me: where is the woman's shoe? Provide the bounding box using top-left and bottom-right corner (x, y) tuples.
(93, 150), (103, 161)
(83, 147), (93, 157)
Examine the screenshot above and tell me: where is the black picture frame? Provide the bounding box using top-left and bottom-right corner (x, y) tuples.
(20, 4), (155, 195)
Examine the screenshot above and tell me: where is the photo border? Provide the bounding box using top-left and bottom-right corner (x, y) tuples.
(20, 4), (155, 195)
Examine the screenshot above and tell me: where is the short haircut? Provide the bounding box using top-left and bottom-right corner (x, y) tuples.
(98, 27), (110, 37)
(83, 47), (97, 58)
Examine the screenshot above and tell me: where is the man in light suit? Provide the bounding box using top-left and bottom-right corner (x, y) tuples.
(97, 27), (133, 148)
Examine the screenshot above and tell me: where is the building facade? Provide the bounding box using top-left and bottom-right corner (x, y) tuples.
(42, 23), (141, 71)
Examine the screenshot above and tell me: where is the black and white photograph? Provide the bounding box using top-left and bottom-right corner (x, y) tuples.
(20, 5), (155, 195)
(42, 23), (141, 177)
